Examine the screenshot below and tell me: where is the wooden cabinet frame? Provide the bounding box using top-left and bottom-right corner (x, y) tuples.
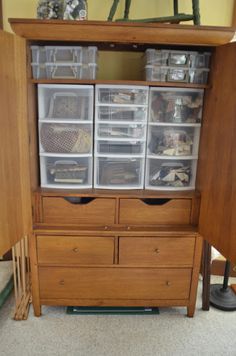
(1, 19), (236, 317)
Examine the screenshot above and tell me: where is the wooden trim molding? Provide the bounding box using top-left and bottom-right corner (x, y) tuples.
(9, 19), (236, 46)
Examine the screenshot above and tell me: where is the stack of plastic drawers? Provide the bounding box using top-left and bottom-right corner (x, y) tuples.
(145, 87), (204, 190)
(31, 46), (98, 79)
(145, 49), (211, 84)
(38, 84), (94, 188)
(94, 85), (149, 189)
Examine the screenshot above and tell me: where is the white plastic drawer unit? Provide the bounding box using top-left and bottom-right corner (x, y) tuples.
(40, 155), (93, 189)
(96, 106), (147, 122)
(94, 157), (144, 189)
(38, 84), (94, 120)
(147, 125), (200, 157)
(145, 157), (197, 191)
(96, 122), (146, 140)
(96, 140), (146, 156)
(149, 88), (204, 124)
(39, 122), (93, 155)
(96, 85), (149, 106)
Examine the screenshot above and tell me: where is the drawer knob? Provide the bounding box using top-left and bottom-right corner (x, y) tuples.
(154, 248), (160, 254)
(59, 280), (65, 286)
(127, 226), (131, 231)
(104, 226), (108, 230)
(73, 247), (79, 253)
(166, 281), (171, 287)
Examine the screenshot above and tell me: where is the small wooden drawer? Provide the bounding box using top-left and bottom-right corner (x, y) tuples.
(41, 196), (116, 225)
(39, 267), (191, 300)
(119, 237), (195, 266)
(37, 236), (114, 265)
(119, 198), (192, 225)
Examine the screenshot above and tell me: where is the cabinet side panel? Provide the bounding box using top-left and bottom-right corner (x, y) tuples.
(197, 43), (236, 263)
(0, 31), (32, 255)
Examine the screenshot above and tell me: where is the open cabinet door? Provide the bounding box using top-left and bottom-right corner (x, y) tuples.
(197, 41), (236, 263)
(0, 30), (32, 256)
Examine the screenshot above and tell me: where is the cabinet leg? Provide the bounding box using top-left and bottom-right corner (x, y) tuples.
(187, 305), (195, 317)
(202, 240), (211, 310)
(32, 302), (41, 317)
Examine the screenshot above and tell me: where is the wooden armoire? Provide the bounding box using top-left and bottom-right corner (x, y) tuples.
(0, 19), (236, 318)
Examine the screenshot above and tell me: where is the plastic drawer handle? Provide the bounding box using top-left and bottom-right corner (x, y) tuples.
(63, 197), (95, 205)
(141, 198), (172, 206)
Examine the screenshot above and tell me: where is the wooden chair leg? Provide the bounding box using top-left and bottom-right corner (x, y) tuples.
(124, 0), (132, 19)
(202, 240), (211, 310)
(192, 0), (200, 25)
(173, 0), (179, 15)
(108, 0), (120, 21)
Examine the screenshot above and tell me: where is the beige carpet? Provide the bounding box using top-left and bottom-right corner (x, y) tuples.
(0, 276), (235, 356)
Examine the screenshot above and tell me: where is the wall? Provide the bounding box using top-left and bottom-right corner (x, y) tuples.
(3, 0), (235, 32)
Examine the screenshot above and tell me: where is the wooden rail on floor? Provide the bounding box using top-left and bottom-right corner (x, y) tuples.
(12, 236), (31, 320)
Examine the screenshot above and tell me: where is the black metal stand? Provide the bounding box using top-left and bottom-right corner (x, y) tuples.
(210, 260), (236, 311)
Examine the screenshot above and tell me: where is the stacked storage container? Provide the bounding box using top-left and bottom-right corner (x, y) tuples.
(145, 87), (204, 190)
(94, 85), (149, 189)
(38, 84), (94, 188)
(144, 49), (211, 84)
(31, 46), (98, 79)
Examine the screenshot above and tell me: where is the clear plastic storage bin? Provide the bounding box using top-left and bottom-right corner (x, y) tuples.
(145, 65), (189, 82)
(39, 122), (92, 154)
(145, 49), (211, 69)
(31, 63), (47, 79)
(31, 46), (47, 63)
(95, 157), (144, 189)
(189, 68), (210, 84)
(31, 45), (98, 64)
(145, 158), (197, 190)
(96, 123), (146, 140)
(45, 63), (97, 80)
(38, 85), (94, 120)
(145, 49), (169, 65)
(167, 50), (192, 67)
(40, 155), (92, 188)
(45, 46), (97, 64)
(96, 140), (145, 155)
(96, 85), (148, 105)
(147, 126), (200, 156)
(189, 52), (211, 68)
(149, 88), (203, 124)
(96, 106), (147, 122)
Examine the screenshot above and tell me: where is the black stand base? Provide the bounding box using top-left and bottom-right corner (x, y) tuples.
(210, 284), (236, 311)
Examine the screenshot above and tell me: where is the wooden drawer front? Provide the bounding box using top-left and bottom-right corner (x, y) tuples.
(42, 197), (116, 225)
(39, 267), (191, 300)
(37, 236), (114, 265)
(119, 198), (192, 225)
(119, 237), (195, 266)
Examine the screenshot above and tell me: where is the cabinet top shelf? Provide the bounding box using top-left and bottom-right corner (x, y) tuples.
(9, 19), (235, 47)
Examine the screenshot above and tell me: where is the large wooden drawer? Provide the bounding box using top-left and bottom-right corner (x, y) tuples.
(39, 267), (191, 300)
(37, 236), (114, 265)
(119, 198), (192, 225)
(41, 197), (116, 225)
(119, 237), (195, 266)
